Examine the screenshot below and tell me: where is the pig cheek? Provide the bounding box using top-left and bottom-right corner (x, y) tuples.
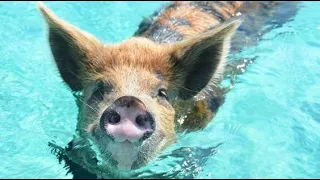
(159, 109), (176, 140)
(149, 100), (175, 131)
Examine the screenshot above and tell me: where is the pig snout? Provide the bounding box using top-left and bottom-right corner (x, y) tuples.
(100, 96), (155, 143)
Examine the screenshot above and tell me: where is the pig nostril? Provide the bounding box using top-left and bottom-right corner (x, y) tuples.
(107, 110), (121, 125)
(135, 115), (148, 128)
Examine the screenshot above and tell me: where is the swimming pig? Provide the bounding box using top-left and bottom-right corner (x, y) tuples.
(38, 1), (298, 178)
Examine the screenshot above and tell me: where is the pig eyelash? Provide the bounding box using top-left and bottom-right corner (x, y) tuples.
(78, 96), (100, 114)
(91, 80), (114, 101)
(91, 88), (105, 102)
(158, 88), (168, 100)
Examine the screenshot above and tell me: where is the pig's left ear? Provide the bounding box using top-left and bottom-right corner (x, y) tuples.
(37, 2), (103, 92)
(168, 19), (241, 100)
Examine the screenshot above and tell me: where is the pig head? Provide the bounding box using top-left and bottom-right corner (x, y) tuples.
(38, 2), (240, 171)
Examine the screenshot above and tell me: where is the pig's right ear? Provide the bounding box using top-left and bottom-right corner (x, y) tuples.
(37, 2), (102, 92)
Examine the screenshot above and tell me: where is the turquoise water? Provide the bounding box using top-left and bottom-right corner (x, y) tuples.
(1, 1), (320, 179)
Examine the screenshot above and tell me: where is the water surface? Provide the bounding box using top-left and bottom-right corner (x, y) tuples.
(0, 1), (320, 178)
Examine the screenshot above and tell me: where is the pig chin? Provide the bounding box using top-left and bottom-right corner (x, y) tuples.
(105, 140), (140, 170)
(88, 124), (164, 171)
(89, 125), (146, 171)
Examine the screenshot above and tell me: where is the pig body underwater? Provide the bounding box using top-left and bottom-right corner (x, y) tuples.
(38, 1), (299, 178)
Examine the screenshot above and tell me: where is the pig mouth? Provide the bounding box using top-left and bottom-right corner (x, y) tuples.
(88, 123), (166, 171)
(90, 127), (144, 170)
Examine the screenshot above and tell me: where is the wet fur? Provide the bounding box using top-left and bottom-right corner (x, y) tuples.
(38, 1), (299, 178)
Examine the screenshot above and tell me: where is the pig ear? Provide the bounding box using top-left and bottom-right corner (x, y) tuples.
(37, 2), (102, 91)
(168, 19), (241, 100)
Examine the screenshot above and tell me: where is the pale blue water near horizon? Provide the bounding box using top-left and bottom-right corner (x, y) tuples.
(0, 1), (320, 179)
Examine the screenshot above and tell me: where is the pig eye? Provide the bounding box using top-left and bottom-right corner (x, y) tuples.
(158, 88), (168, 100)
(91, 81), (113, 101)
(92, 82), (105, 101)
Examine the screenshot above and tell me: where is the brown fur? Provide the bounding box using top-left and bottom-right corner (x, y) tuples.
(37, 1), (301, 178)
(141, 1), (243, 40)
(154, 6), (219, 38)
(38, 1), (242, 177)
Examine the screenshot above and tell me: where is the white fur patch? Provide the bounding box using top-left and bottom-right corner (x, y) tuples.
(106, 140), (139, 170)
